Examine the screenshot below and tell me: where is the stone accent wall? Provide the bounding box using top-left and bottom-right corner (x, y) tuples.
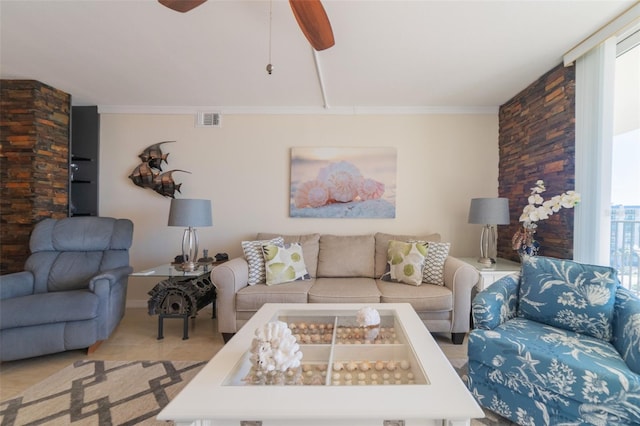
(0, 80), (70, 274)
(498, 64), (576, 262)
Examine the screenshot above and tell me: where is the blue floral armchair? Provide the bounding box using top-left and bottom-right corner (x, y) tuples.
(468, 256), (640, 425)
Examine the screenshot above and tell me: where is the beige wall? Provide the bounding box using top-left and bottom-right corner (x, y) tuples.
(99, 113), (499, 305)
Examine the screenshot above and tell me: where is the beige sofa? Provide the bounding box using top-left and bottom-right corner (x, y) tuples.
(211, 232), (479, 344)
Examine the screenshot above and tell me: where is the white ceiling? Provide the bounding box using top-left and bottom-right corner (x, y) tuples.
(0, 0), (636, 113)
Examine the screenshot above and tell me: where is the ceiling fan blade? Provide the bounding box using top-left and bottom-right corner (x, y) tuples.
(158, 0), (206, 13)
(289, 0), (335, 51)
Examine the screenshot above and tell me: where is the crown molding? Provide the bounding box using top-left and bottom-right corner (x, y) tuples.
(96, 105), (498, 115)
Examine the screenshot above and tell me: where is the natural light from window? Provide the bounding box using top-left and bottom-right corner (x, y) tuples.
(611, 38), (640, 294)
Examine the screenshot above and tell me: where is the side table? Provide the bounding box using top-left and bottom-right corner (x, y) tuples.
(459, 257), (521, 291)
(131, 263), (219, 340)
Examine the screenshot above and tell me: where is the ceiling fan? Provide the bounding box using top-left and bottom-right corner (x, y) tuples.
(158, 0), (335, 51)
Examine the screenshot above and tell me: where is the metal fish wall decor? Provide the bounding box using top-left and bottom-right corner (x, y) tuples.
(128, 141), (191, 198)
(138, 141), (173, 171)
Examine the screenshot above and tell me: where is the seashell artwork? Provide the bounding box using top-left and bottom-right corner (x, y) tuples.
(294, 180), (330, 208)
(290, 147), (396, 218)
(316, 161), (363, 202)
(358, 177), (385, 201)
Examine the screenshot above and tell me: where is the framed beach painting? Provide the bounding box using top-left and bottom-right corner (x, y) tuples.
(290, 147), (396, 218)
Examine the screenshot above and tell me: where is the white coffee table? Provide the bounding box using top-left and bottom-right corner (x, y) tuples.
(158, 303), (483, 426)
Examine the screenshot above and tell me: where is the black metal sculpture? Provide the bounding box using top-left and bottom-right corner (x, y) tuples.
(128, 141), (190, 198)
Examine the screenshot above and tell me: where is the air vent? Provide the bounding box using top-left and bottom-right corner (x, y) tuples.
(196, 112), (222, 128)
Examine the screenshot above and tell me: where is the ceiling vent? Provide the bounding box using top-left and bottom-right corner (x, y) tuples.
(196, 112), (222, 128)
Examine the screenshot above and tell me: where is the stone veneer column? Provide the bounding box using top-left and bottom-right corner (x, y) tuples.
(0, 80), (70, 274)
(497, 64), (576, 262)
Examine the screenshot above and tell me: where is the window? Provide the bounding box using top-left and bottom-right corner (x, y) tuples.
(610, 35), (640, 293)
(571, 6), (640, 295)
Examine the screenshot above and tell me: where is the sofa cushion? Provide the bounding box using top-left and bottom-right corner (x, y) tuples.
(262, 242), (310, 285)
(308, 278), (381, 303)
(518, 256), (619, 341)
(469, 318), (640, 425)
(381, 240), (428, 285)
(0, 290), (99, 329)
(377, 279), (452, 312)
(374, 232), (440, 277)
(235, 280), (314, 312)
(242, 237), (284, 285)
(317, 234), (375, 278)
(258, 233), (320, 278)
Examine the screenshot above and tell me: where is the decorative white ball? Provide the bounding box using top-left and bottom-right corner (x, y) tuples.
(356, 306), (381, 327)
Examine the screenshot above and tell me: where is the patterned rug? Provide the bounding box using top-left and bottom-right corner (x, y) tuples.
(0, 360), (206, 426)
(1, 358), (513, 425)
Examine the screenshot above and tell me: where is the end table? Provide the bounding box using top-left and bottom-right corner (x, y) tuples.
(131, 263), (219, 340)
(459, 257), (521, 291)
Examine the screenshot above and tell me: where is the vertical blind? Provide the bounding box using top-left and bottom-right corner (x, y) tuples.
(566, 4), (639, 265)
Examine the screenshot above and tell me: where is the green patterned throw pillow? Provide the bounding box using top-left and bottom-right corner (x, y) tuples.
(382, 240), (428, 286)
(262, 242), (310, 286)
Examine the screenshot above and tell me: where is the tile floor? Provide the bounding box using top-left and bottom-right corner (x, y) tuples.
(0, 307), (468, 401)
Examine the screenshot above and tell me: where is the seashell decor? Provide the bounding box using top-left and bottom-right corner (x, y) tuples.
(356, 306), (381, 342)
(250, 321), (303, 373)
(356, 306), (381, 327)
(294, 160), (385, 208)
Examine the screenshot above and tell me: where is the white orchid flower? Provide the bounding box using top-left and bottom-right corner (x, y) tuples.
(535, 206), (551, 221)
(518, 180), (580, 226)
(560, 191), (581, 208)
(528, 193), (544, 205)
(544, 196), (562, 213)
(531, 180), (546, 194)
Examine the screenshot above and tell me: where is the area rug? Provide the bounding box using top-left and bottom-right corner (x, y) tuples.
(450, 358), (516, 426)
(1, 358), (513, 425)
(0, 360), (206, 426)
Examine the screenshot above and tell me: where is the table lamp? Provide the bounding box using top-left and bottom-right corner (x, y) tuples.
(468, 197), (510, 265)
(168, 198), (212, 271)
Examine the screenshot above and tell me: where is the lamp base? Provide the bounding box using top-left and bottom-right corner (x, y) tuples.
(180, 261), (198, 272)
(477, 257), (494, 266)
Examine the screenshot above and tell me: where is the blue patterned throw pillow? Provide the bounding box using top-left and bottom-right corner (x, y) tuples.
(518, 256), (619, 341)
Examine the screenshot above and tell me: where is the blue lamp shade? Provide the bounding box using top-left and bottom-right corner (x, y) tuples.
(468, 198), (510, 225)
(168, 199), (212, 227)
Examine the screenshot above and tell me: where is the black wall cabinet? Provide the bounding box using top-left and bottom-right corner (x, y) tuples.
(70, 106), (99, 216)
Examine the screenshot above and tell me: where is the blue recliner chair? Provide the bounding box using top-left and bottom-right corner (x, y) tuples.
(468, 256), (640, 425)
(0, 217), (134, 361)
